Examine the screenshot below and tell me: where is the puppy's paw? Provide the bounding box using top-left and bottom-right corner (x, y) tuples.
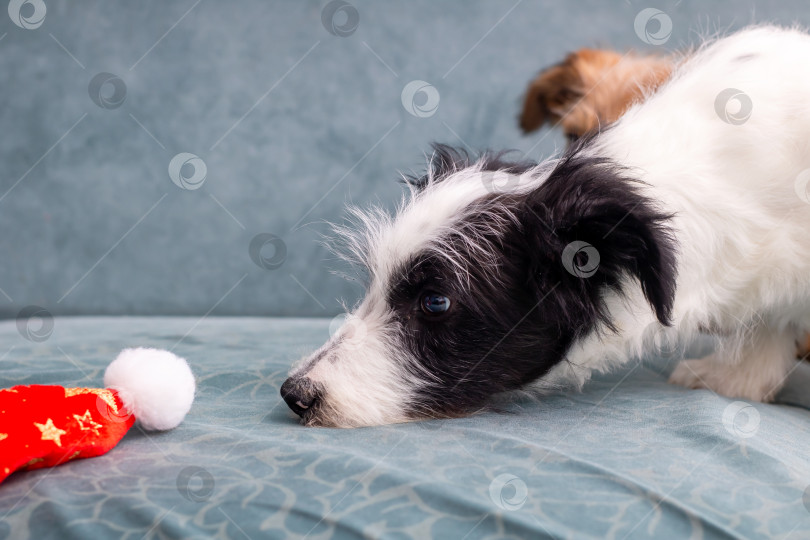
(668, 358), (712, 390)
(668, 356), (776, 402)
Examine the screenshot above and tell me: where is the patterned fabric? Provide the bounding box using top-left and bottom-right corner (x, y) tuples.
(0, 385), (133, 483)
(1, 317), (809, 539)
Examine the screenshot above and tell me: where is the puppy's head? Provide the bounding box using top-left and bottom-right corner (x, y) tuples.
(282, 145), (676, 427)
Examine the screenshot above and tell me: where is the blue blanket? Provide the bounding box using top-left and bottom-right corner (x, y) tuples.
(1, 317), (809, 539)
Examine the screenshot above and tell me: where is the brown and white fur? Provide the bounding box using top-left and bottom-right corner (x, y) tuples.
(520, 42), (810, 358)
(519, 48), (674, 142)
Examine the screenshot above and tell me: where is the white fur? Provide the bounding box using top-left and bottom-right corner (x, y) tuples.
(299, 26), (810, 426)
(288, 308), (425, 427)
(545, 25), (810, 398)
(334, 160), (550, 293)
(104, 347), (196, 431)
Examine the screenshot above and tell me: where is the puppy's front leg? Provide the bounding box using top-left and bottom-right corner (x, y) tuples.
(669, 326), (798, 402)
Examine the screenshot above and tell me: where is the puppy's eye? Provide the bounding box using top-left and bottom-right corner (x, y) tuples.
(421, 292), (451, 315)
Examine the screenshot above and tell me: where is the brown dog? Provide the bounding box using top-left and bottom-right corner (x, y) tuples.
(519, 48), (673, 140)
(520, 47), (810, 358)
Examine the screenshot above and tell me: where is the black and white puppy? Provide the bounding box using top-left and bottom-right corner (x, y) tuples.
(281, 26), (810, 427)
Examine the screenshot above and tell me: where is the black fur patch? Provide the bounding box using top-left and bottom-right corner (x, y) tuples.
(522, 152), (678, 327)
(404, 143), (538, 191)
(389, 145), (678, 418)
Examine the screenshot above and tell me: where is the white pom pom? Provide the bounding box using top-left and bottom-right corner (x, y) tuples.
(104, 347), (195, 431)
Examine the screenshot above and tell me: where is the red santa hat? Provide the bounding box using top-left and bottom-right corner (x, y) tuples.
(0, 347), (195, 484)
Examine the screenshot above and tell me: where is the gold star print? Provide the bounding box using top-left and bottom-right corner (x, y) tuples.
(34, 418), (67, 447)
(73, 410), (102, 435)
(64, 388), (120, 415)
(0, 433), (7, 442)
(23, 458), (43, 468)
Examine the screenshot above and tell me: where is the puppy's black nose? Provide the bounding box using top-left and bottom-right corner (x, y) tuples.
(280, 377), (321, 417)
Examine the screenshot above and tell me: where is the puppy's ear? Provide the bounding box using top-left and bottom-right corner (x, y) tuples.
(521, 157), (677, 327)
(519, 55), (584, 134)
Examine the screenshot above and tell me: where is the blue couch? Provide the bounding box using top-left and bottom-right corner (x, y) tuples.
(2, 318), (810, 538)
(2, 1), (810, 538)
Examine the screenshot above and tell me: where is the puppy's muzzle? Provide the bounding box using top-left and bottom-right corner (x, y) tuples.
(280, 377), (322, 418)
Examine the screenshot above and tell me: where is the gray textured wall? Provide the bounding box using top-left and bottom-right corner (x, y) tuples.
(0, 0), (806, 318)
